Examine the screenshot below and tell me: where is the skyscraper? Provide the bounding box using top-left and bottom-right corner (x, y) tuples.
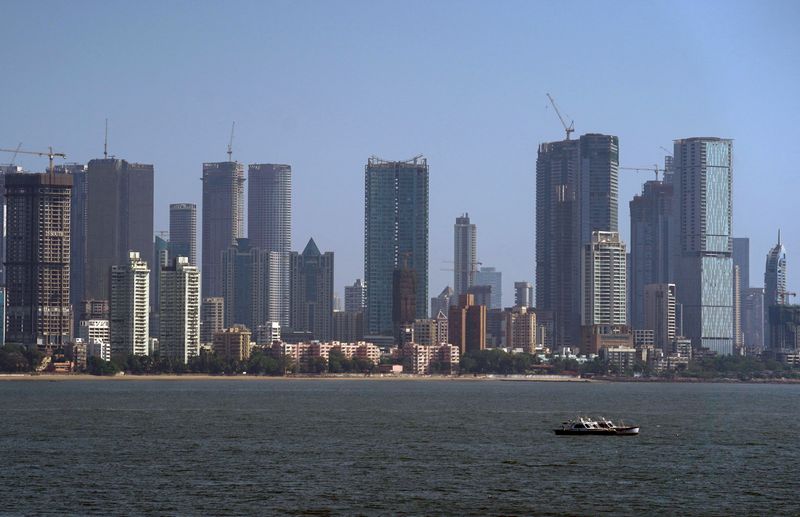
(764, 231), (788, 349)
(514, 281), (534, 308)
(159, 256), (200, 364)
(673, 137), (734, 355)
(742, 287), (764, 352)
(4, 172), (72, 347)
(344, 279), (365, 313)
(248, 163), (292, 326)
(289, 238), (334, 341)
(582, 231), (627, 326)
(201, 161), (245, 298)
(110, 251), (150, 358)
(629, 180), (674, 329)
(536, 133), (618, 348)
(453, 214), (477, 298)
(85, 158), (154, 302)
(644, 283), (676, 351)
(169, 203), (197, 266)
(200, 297), (224, 345)
(53, 163), (88, 333)
(430, 286), (453, 319)
(392, 264), (417, 345)
(151, 234), (169, 337)
(364, 156), (429, 337)
(475, 266), (502, 309)
(221, 238), (281, 331)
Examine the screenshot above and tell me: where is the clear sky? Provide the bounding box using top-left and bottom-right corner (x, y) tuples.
(2, 0), (799, 305)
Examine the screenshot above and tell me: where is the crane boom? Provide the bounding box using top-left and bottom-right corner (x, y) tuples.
(620, 164), (663, 181)
(546, 93), (575, 140)
(227, 121), (235, 161)
(0, 146), (66, 173)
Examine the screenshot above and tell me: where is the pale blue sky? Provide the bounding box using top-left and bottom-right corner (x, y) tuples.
(2, 0), (799, 304)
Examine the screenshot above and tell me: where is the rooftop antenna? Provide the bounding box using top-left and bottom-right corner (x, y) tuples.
(104, 118), (108, 159)
(227, 121), (235, 161)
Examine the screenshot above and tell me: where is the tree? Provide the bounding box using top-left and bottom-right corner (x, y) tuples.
(87, 356), (118, 376)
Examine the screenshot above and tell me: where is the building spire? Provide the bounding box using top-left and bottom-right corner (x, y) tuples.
(778, 228), (781, 246)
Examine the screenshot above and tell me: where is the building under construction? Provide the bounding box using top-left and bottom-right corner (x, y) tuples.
(4, 171), (73, 347)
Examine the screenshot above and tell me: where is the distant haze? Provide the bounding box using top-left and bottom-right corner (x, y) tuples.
(2, 0), (798, 304)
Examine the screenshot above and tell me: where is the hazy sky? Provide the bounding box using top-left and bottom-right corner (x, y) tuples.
(2, 0), (799, 305)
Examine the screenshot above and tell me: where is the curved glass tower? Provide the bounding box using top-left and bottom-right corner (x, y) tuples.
(764, 231), (787, 348)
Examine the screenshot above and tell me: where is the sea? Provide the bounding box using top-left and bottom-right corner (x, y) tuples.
(0, 379), (797, 515)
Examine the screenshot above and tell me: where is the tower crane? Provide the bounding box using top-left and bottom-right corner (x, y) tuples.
(8, 142), (22, 165)
(546, 93), (574, 140)
(227, 121), (235, 161)
(619, 164), (665, 182)
(0, 146), (66, 173)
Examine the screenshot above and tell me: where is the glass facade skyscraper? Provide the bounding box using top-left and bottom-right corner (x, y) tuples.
(674, 137), (734, 355)
(364, 156), (429, 337)
(764, 231), (787, 348)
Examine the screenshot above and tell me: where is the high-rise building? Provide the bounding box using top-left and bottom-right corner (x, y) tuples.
(505, 305), (537, 353)
(4, 172), (72, 347)
(536, 133), (619, 348)
(475, 267), (502, 309)
(289, 238), (334, 341)
(742, 287), (764, 352)
(248, 163), (291, 326)
(629, 180), (674, 329)
(110, 251), (150, 358)
(85, 158), (154, 303)
(221, 238), (281, 331)
(392, 264), (417, 345)
(201, 161), (245, 298)
(467, 284), (492, 309)
(733, 237), (750, 350)
(644, 283), (676, 351)
(344, 279), (365, 313)
(673, 137), (734, 355)
(430, 286), (453, 319)
(169, 203), (197, 266)
(448, 294), (486, 354)
(453, 214), (477, 298)
(0, 287), (5, 347)
(514, 281), (534, 308)
(733, 265), (742, 350)
(53, 163), (88, 333)
(767, 305), (800, 353)
(200, 297), (224, 345)
(0, 165), (22, 286)
(159, 256), (200, 363)
(151, 234), (169, 337)
(332, 310), (364, 343)
(764, 231), (788, 349)
(582, 231), (627, 326)
(364, 156), (429, 337)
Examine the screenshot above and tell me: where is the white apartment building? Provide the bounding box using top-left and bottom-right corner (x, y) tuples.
(159, 256), (201, 363)
(110, 251), (150, 358)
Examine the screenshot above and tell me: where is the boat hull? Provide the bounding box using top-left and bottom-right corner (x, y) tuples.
(553, 427), (639, 436)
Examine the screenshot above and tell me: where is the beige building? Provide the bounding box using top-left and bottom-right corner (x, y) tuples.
(399, 343), (460, 375)
(505, 306), (537, 353)
(269, 341), (381, 370)
(213, 325), (252, 362)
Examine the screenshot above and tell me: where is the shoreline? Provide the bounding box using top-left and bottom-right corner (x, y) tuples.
(0, 373), (798, 384)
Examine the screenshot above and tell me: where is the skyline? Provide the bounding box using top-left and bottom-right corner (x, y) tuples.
(2, 1), (799, 303)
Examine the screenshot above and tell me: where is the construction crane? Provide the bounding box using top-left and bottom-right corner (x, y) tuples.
(8, 142), (22, 165)
(546, 93), (574, 140)
(0, 146), (66, 173)
(620, 164), (665, 181)
(659, 146), (673, 157)
(227, 121), (235, 161)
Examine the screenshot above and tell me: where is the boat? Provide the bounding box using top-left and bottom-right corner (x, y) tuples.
(553, 416), (639, 436)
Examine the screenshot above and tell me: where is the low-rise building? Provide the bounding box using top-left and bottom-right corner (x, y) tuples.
(599, 346), (637, 372)
(399, 343), (460, 375)
(213, 325), (252, 362)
